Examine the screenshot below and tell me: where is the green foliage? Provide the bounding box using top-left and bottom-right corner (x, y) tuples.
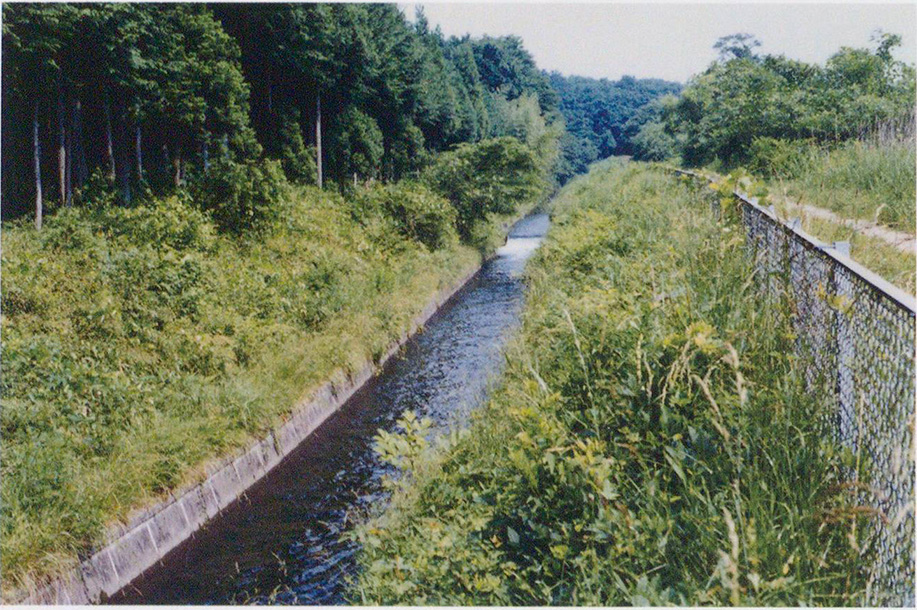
(632, 121), (676, 162)
(356, 181), (457, 250)
(374, 411), (434, 492)
(329, 107), (385, 183)
(0, 179), (505, 596)
(667, 33), (915, 167)
(277, 110), (318, 185)
(352, 161), (872, 605)
(748, 137), (811, 177)
(425, 137), (543, 237)
(549, 72), (682, 180)
(191, 158), (289, 234)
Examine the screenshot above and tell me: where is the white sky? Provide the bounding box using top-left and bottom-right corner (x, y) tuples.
(399, 1), (917, 83)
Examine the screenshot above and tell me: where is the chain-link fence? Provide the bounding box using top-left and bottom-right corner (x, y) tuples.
(675, 168), (915, 606)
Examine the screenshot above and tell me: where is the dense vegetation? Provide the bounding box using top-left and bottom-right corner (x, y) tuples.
(754, 136), (916, 233)
(548, 73), (681, 181)
(1, 3), (567, 228)
(648, 32), (915, 169)
(0, 2), (573, 597)
(0, 169), (546, 597)
(352, 161), (872, 605)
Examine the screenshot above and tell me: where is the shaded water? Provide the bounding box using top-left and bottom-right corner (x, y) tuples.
(112, 213), (550, 605)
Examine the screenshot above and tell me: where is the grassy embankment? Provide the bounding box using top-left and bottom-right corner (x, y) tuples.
(758, 139), (916, 294)
(0, 183), (525, 597)
(352, 160), (872, 605)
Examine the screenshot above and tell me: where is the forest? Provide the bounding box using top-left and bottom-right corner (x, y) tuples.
(1, 3), (568, 230)
(548, 72), (681, 181)
(631, 32), (915, 167)
(1, 2), (914, 605)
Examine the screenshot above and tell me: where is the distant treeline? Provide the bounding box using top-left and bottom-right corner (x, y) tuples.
(1, 3), (571, 224)
(630, 32), (916, 167)
(548, 73), (682, 181)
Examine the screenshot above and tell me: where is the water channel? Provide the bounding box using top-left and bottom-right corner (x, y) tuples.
(112, 213), (550, 604)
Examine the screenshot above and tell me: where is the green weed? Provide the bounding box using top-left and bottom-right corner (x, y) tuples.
(0, 179), (530, 597)
(351, 160), (874, 605)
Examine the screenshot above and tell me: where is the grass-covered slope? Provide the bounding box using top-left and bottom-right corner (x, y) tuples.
(351, 160), (870, 605)
(755, 139), (916, 234)
(0, 185), (498, 596)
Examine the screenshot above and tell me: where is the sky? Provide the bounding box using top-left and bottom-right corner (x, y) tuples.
(399, 1), (917, 83)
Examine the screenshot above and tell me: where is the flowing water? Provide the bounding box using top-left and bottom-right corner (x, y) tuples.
(112, 213), (550, 605)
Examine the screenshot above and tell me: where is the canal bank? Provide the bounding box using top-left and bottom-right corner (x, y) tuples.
(23, 213), (549, 605)
(110, 213), (549, 604)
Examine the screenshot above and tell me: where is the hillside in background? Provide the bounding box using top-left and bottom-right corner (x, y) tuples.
(549, 73), (682, 182)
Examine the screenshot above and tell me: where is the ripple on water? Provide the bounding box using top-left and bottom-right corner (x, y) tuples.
(112, 213), (550, 605)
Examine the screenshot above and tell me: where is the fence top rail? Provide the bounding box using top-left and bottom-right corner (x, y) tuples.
(668, 166), (917, 316)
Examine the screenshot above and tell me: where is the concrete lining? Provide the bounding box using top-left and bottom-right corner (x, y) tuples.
(17, 258), (487, 605)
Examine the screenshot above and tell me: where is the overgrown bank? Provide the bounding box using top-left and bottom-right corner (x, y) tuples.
(351, 160), (872, 605)
(0, 159), (541, 598)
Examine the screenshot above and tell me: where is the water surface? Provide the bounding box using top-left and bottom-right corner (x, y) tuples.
(112, 213), (550, 604)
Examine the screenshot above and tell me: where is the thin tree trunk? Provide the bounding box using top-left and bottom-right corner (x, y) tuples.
(57, 91), (66, 206)
(119, 158), (131, 205)
(135, 125), (143, 179)
(104, 93), (115, 181)
(173, 149), (182, 188)
(65, 115), (72, 207)
(202, 139), (209, 173)
(34, 101), (43, 230)
(73, 98), (88, 186)
(316, 93), (323, 188)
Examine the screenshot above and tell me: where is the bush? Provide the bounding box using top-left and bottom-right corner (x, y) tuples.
(357, 182), (457, 250)
(631, 121), (676, 162)
(278, 113), (318, 185)
(192, 158), (289, 234)
(353, 162), (872, 605)
(425, 137), (543, 237)
(748, 137), (810, 177)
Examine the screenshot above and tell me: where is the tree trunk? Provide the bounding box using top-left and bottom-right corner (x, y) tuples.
(316, 93), (323, 189)
(73, 98), (88, 186)
(34, 102), (43, 230)
(104, 94), (116, 181)
(202, 139), (210, 173)
(57, 92), (66, 206)
(135, 125), (143, 179)
(65, 114), (72, 206)
(119, 139), (131, 205)
(173, 149), (182, 188)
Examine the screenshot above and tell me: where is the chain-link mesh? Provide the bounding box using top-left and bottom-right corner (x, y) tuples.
(742, 200), (915, 606)
(676, 169), (915, 606)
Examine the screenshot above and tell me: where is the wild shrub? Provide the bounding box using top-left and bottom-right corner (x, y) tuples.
(357, 182), (457, 250)
(748, 137), (811, 178)
(352, 161), (873, 605)
(425, 137), (543, 238)
(192, 158), (289, 234)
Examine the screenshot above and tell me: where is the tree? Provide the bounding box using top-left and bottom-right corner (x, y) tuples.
(713, 33), (762, 61)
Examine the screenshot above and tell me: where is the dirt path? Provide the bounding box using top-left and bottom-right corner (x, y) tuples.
(781, 200), (916, 254)
(690, 168), (916, 255)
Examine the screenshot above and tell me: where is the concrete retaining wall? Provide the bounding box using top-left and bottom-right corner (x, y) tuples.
(18, 260), (486, 605)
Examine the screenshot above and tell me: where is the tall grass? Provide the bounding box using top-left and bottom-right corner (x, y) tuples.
(802, 216), (915, 296)
(351, 160), (873, 605)
(0, 182), (529, 598)
(770, 139), (916, 233)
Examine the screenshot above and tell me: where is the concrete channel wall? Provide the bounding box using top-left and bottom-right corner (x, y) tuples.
(20, 258), (488, 605)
